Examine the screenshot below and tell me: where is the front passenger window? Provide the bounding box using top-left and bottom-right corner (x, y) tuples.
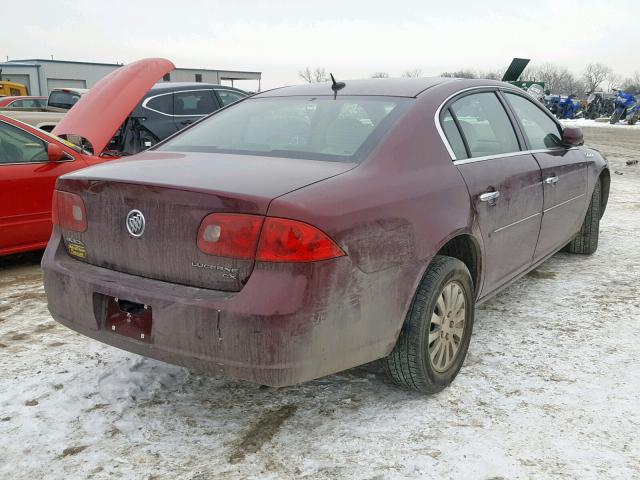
(450, 92), (519, 158)
(504, 93), (562, 150)
(0, 123), (48, 164)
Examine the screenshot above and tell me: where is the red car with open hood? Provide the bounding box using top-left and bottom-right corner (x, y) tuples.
(42, 77), (609, 392)
(0, 58), (175, 256)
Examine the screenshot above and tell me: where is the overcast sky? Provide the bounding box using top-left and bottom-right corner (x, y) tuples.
(2, 0), (635, 90)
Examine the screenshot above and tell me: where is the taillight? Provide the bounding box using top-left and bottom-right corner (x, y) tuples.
(256, 217), (345, 262)
(196, 214), (345, 263)
(197, 213), (263, 259)
(52, 190), (87, 232)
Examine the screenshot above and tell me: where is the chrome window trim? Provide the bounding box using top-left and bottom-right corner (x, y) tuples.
(142, 88), (245, 118)
(452, 147), (577, 166)
(0, 157), (73, 166)
(141, 91), (174, 116)
(434, 84), (571, 163)
(453, 151), (529, 165)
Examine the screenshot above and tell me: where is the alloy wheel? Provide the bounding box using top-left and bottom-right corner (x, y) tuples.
(428, 281), (466, 373)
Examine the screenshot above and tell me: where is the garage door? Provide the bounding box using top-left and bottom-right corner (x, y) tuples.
(1, 74), (31, 94)
(46, 78), (87, 94)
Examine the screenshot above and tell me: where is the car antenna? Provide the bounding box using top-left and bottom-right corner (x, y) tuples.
(330, 73), (345, 99)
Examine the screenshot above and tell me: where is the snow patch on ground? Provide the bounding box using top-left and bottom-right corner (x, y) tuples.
(561, 118), (640, 129)
(1, 127), (639, 479)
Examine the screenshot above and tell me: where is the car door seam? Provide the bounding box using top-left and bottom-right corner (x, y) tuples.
(493, 212), (541, 234)
(542, 193), (585, 213)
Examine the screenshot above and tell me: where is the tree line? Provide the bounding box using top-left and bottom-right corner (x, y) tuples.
(298, 63), (640, 96)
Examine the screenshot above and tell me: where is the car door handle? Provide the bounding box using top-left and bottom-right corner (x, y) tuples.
(179, 120), (194, 126)
(479, 191), (500, 202)
(544, 176), (559, 185)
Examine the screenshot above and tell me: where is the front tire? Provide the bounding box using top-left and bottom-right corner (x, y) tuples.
(384, 255), (475, 393)
(563, 178), (602, 254)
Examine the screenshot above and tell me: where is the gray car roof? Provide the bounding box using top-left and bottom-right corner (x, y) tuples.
(149, 82), (247, 93)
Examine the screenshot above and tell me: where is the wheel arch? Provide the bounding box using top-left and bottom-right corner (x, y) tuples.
(435, 233), (482, 296)
(599, 167), (610, 219)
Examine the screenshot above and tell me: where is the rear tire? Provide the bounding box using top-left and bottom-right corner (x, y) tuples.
(562, 178), (601, 255)
(384, 255), (474, 393)
(628, 114), (638, 126)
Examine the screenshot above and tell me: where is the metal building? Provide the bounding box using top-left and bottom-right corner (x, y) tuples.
(0, 59), (262, 95)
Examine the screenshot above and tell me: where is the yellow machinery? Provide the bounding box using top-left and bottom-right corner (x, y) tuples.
(0, 80), (28, 96)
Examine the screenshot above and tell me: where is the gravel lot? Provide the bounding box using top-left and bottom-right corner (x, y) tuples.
(1, 126), (639, 480)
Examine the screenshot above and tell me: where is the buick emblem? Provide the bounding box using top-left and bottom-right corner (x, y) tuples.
(126, 209), (146, 237)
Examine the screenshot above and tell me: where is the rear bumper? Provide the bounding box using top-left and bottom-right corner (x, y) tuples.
(42, 232), (407, 386)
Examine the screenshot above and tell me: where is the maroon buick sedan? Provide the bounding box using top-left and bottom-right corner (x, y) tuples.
(42, 77), (609, 392)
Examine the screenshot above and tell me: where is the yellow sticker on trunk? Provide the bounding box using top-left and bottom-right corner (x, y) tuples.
(66, 240), (87, 259)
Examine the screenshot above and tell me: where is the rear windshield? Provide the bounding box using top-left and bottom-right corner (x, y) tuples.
(157, 96), (410, 162)
(48, 91), (82, 110)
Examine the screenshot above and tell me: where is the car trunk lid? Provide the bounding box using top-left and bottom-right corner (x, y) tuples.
(56, 152), (355, 291)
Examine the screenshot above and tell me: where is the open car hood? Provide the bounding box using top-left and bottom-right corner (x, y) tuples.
(53, 58), (175, 155)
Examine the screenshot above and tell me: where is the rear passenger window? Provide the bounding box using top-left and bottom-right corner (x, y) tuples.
(174, 90), (217, 115)
(450, 92), (519, 158)
(442, 110), (468, 159)
(146, 94), (173, 115)
(504, 93), (562, 150)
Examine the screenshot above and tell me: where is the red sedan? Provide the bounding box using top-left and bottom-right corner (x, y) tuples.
(43, 77), (609, 392)
(0, 96), (47, 109)
(0, 115), (102, 255)
(0, 58), (174, 256)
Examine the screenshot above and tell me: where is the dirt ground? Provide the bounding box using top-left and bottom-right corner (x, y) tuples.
(1, 126), (639, 480)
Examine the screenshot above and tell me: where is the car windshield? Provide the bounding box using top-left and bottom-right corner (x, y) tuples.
(37, 128), (84, 153)
(48, 91), (82, 110)
(157, 96), (410, 162)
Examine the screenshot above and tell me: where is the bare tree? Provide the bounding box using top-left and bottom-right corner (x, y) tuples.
(440, 70), (476, 79)
(582, 63), (611, 93)
(521, 63), (585, 95)
(481, 70), (502, 81)
(402, 68), (422, 78)
(371, 72), (389, 78)
(439, 69), (501, 80)
(298, 67), (328, 83)
(560, 72), (586, 97)
(621, 72), (640, 95)
(607, 73), (622, 92)
(522, 63), (566, 92)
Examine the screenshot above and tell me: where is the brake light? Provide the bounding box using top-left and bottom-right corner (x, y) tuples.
(196, 214), (345, 263)
(257, 217), (345, 262)
(197, 213), (264, 259)
(52, 190), (87, 232)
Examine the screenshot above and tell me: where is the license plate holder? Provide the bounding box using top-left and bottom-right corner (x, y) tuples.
(103, 296), (153, 343)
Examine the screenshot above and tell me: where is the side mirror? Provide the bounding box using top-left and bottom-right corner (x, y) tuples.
(47, 143), (66, 162)
(562, 126), (583, 147)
